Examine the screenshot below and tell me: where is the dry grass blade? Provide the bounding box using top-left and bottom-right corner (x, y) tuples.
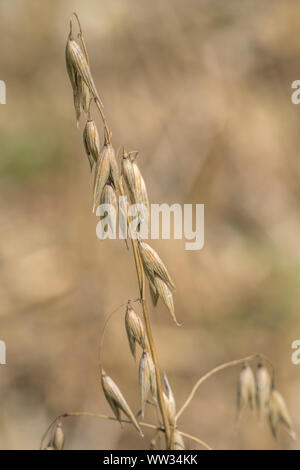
(100, 369), (144, 437)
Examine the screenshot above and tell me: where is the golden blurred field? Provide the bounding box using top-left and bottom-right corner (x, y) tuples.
(1, 0), (300, 450)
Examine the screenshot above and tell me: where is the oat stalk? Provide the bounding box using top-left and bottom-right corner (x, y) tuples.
(176, 353), (273, 422)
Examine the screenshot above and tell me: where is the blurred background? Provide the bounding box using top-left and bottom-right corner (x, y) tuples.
(0, 0), (300, 450)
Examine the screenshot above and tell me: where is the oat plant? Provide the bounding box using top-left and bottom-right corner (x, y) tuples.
(41, 14), (296, 450)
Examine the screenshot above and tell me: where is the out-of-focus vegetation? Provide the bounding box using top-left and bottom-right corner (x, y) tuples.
(0, 0), (300, 449)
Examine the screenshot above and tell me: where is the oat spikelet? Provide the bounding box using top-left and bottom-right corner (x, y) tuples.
(66, 32), (91, 125)
(79, 77), (90, 113)
(256, 362), (271, 421)
(53, 422), (64, 450)
(172, 430), (185, 450)
(122, 151), (136, 204)
(93, 143), (112, 212)
(132, 158), (149, 214)
(268, 389), (296, 440)
(163, 373), (176, 426)
(65, 31), (103, 107)
(237, 362), (256, 421)
(125, 302), (147, 359)
(100, 369), (144, 437)
(100, 184), (117, 231)
(109, 146), (120, 191)
(149, 278), (159, 306)
(83, 118), (100, 170)
(138, 241), (175, 290)
(139, 351), (157, 417)
(154, 275), (180, 326)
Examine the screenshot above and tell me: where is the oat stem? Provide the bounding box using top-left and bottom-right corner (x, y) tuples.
(118, 180), (172, 448)
(176, 353), (273, 421)
(68, 14), (171, 448)
(41, 411), (209, 450)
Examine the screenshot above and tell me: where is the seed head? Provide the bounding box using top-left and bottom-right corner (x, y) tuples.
(154, 275), (180, 326)
(65, 32), (93, 126)
(138, 241), (175, 291)
(53, 422), (64, 450)
(163, 373), (176, 426)
(125, 302), (147, 359)
(237, 362), (256, 420)
(93, 142), (115, 212)
(100, 368), (144, 437)
(132, 158), (149, 215)
(139, 351), (157, 417)
(172, 430), (185, 450)
(65, 30), (102, 107)
(256, 362), (271, 421)
(83, 118), (100, 170)
(79, 77), (90, 113)
(149, 278), (159, 306)
(122, 151), (136, 205)
(268, 388), (296, 440)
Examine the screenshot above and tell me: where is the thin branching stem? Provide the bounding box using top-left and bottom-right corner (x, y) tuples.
(118, 179), (172, 448)
(41, 411), (208, 451)
(176, 353), (273, 421)
(177, 431), (212, 450)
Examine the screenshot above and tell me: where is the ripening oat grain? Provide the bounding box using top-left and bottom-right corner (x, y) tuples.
(148, 277), (159, 306)
(122, 151), (136, 205)
(139, 351), (157, 417)
(268, 388), (296, 440)
(93, 140), (117, 212)
(163, 374), (176, 426)
(237, 363), (256, 420)
(172, 430), (185, 450)
(125, 302), (147, 359)
(256, 362), (271, 421)
(138, 241), (175, 290)
(100, 369), (144, 437)
(132, 157), (149, 215)
(83, 117), (100, 170)
(65, 28), (102, 107)
(53, 422), (65, 450)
